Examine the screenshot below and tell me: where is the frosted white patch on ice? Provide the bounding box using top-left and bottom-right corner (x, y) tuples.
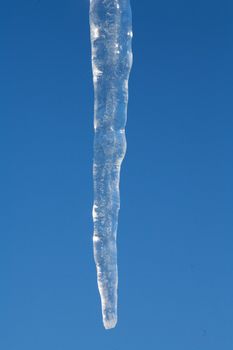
(90, 23), (100, 40)
(92, 204), (98, 221)
(124, 79), (128, 91)
(92, 64), (103, 83)
(93, 235), (100, 242)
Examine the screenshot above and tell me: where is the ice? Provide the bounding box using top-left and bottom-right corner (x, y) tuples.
(89, 0), (133, 329)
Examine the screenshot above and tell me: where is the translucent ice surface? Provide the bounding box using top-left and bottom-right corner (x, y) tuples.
(89, 0), (133, 329)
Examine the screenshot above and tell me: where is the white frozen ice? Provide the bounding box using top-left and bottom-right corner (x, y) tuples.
(89, 0), (133, 329)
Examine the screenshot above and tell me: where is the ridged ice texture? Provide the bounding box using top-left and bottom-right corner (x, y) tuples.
(90, 0), (133, 329)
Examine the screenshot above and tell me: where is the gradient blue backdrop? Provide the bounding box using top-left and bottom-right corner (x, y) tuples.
(0, 0), (232, 349)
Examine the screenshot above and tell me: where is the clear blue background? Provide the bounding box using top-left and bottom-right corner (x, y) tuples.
(0, 0), (232, 349)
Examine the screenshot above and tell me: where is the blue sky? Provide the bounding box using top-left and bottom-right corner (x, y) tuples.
(0, 0), (233, 349)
